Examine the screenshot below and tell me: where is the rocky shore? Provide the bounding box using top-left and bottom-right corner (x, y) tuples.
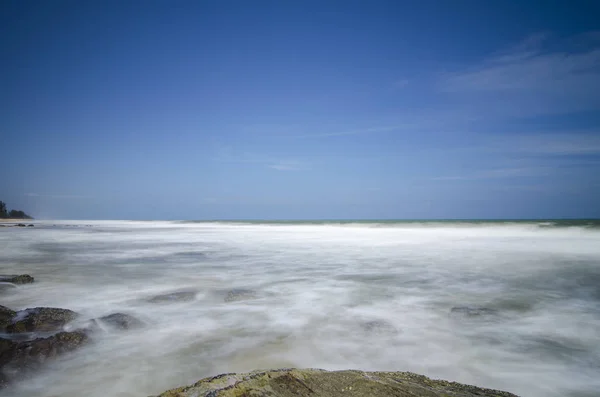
(1, 274), (520, 396)
(0, 274), (144, 388)
(152, 368), (519, 397)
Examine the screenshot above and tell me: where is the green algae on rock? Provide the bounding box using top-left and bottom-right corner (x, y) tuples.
(0, 275), (34, 285)
(6, 307), (79, 333)
(98, 312), (144, 330)
(0, 330), (89, 385)
(152, 368), (519, 397)
(0, 305), (16, 330)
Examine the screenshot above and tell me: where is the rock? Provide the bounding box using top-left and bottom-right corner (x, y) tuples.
(0, 275), (34, 284)
(450, 306), (499, 317)
(16, 224), (26, 227)
(224, 288), (257, 302)
(6, 307), (79, 333)
(151, 368), (519, 397)
(0, 330), (88, 384)
(360, 320), (398, 334)
(0, 306), (16, 330)
(97, 313), (144, 330)
(147, 291), (196, 304)
(27, 224), (34, 227)
(0, 283), (18, 294)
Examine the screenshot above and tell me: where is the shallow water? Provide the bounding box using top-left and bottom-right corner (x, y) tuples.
(1, 220), (600, 397)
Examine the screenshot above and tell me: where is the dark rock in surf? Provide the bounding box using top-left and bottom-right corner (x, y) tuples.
(224, 288), (257, 302)
(450, 306), (498, 318)
(0, 275), (34, 285)
(27, 224), (34, 227)
(0, 306), (16, 331)
(98, 313), (144, 330)
(147, 291), (196, 304)
(6, 307), (79, 333)
(0, 330), (88, 385)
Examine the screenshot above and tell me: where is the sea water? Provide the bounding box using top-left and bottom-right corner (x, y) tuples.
(1, 220), (599, 397)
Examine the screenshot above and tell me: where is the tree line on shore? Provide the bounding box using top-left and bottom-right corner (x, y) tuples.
(0, 200), (33, 219)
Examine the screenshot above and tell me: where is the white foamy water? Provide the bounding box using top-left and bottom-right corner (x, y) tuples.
(1, 220), (600, 397)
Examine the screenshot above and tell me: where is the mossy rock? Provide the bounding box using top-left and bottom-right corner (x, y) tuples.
(6, 307), (79, 333)
(0, 305), (16, 330)
(0, 275), (34, 285)
(97, 313), (144, 330)
(152, 368), (519, 397)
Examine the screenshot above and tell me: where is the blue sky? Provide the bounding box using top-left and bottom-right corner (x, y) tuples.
(1, 0), (599, 219)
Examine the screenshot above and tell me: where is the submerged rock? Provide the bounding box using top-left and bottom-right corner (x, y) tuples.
(360, 320), (398, 335)
(0, 275), (34, 285)
(0, 306), (16, 330)
(98, 313), (144, 330)
(147, 291), (197, 304)
(6, 307), (79, 333)
(152, 368), (519, 397)
(224, 288), (257, 302)
(450, 306), (499, 317)
(0, 330), (88, 384)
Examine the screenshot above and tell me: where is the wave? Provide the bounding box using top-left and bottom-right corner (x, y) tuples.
(174, 219), (600, 229)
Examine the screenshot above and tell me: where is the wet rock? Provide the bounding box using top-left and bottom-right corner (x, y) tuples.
(16, 224), (26, 227)
(0, 330), (88, 384)
(27, 224), (34, 227)
(147, 291), (196, 304)
(0, 275), (34, 284)
(98, 313), (144, 330)
(0, 283), (18, 295)
(360, 320), (398, 334)
(0, 306), (16, 330)
(450, 306), (499, 317)
(224, 288), (257, 302)
(6, 307), (79, 333)
(152, 368), (520, 397)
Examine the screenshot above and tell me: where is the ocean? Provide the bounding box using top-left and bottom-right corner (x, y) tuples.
(1, 220), (599, 397)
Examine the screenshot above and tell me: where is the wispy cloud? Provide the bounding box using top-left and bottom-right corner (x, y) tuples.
(476, 132), (600, 156)
(214, 145), (307, 171)
(288, 122), (440, 138)
(25, 193), (91, 199)
(432, 167), (553, 181)
(393, 79), (410, 89)
(269, 163), (304, 171)
(439, 32), (600, 116)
